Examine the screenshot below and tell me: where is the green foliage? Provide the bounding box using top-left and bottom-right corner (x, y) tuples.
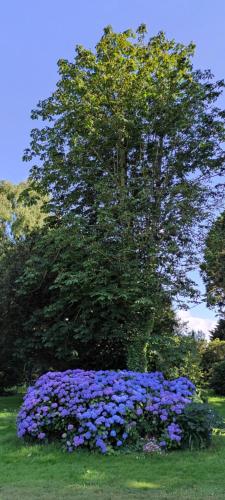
(21, 26), (225, 371)
(210, 360), (225, 395)
(26, 27), (225, 292)
(202, 213), (225, 313)
(127, 319), (155, 372)
(210, 319), (225, 340)
(12, 225), (175, 375)
(1, 27), (225, 379)
(0, 239), (33, 392)
(0, 180), (46, 242)
(147, 333), (203, 384)
(126, 333), (149, 373)
(201, 339), (225, 381)
(0, 181), (47, 391)
(176, 402), (223, 449)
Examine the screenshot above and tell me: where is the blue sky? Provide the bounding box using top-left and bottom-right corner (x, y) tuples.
(1, 0), (225, 332)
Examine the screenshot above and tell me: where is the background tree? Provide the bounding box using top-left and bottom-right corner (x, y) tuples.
(210, 359), (225, 395)
(201, 339), (225, 381)
(202, 212), (225, 313)
(210, 319), (225, 340)
(0, 181), (46, 391)
(147, 331), (204, 385)
(0, 180), (46, 242)
(23, 26), (225, 370)
(0, 238), (34, 391)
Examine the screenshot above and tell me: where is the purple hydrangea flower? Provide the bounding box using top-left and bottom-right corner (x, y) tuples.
(37, 432), (46, 440)
(17, 369), (195, 454)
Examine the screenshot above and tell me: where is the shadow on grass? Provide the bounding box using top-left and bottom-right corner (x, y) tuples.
(208, 396), (225, 418)
(0, 395), (23, 412)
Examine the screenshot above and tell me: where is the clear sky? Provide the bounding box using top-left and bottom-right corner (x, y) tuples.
(1, 0), (225, 333)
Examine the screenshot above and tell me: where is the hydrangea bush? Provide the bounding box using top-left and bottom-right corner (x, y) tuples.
(17, 369), (196, 453)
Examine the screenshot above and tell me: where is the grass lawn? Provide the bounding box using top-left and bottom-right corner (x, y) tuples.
(1, 395), (225, 499)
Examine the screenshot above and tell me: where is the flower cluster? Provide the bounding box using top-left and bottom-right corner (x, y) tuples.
(17, 370), (195, 453)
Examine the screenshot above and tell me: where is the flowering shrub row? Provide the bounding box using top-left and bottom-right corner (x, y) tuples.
(17, 369), (195, 453)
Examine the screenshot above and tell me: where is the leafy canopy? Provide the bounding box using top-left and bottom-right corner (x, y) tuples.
(20, 26), (225, 371)
(25, 26), (225, 301)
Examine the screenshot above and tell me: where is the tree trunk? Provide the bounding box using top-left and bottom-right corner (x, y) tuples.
(127, 317), (155, 372)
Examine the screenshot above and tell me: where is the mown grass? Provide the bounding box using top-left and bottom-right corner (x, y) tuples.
(0, 394), (225, 499)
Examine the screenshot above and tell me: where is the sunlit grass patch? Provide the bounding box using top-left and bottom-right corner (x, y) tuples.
(126, 479), (160, 489)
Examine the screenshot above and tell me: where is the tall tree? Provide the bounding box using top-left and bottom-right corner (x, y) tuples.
(23, 26), (225, 370)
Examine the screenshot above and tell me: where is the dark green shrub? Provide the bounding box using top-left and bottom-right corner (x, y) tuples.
(210, 360), (225, 395)
(0, 365), (21, 394)
(201, 340), (225, 381)
(176, 402), (222, 449)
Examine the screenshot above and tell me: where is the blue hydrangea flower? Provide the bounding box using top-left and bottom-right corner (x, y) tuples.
(17, 369), (195, 454)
